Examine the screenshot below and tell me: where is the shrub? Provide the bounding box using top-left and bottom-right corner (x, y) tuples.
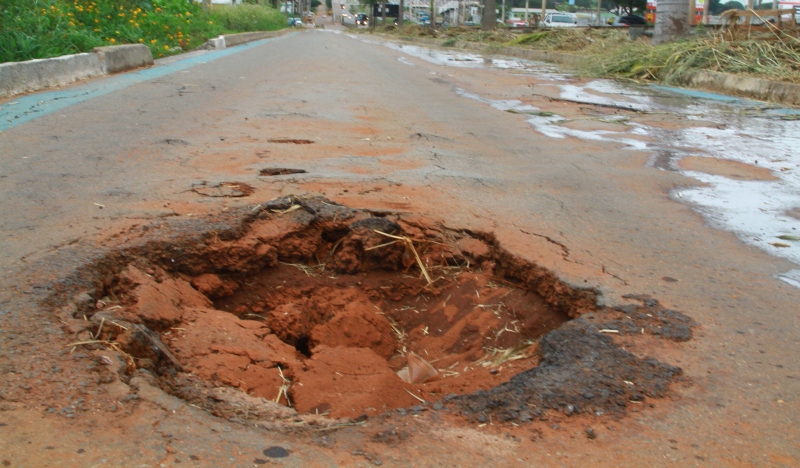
(0, 0), (286, 63)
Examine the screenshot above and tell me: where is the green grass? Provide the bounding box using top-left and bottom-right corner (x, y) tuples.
(0, 0), (286, 63)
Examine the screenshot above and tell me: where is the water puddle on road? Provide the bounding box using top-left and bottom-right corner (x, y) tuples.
(361, 36), (800, 285)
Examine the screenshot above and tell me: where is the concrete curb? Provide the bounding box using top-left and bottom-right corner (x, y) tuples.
(0, 44), (153, 98)
(93, 44), (153, 74)
(679, 70), (800, 106)
(0, 30), (289, 98)
(202, 30), (290, 50)
(393, 35), (799, 107)
(0, 53), (105, 98)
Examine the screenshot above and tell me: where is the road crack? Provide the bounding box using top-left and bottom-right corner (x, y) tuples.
(601, 264), (629, 285)
(519, 228), (571, 262)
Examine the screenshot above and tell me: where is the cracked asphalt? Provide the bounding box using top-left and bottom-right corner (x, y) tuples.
(0, 28), (799, 466)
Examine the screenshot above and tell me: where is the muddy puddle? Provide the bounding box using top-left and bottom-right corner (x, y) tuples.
(50, 197), (693, 428)
(352, 34), (800, 285)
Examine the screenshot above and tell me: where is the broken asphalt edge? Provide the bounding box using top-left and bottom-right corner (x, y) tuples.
(0, 30), (289, 98)
(393, 35), (800, 107)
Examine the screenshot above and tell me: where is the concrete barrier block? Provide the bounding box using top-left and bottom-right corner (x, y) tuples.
(93, 44), (153, 74)
(0, 53), (105, 97)
(208, 37), (226, 50)
(221, 31), (284, 47)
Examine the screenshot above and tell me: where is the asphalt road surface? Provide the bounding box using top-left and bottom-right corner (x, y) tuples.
(1, 28), (798, 466)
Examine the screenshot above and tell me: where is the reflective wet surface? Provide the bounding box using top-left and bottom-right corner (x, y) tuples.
(358, 35), (800, 283)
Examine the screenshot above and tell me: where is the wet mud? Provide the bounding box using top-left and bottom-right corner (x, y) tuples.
(43, 196), (693, 428)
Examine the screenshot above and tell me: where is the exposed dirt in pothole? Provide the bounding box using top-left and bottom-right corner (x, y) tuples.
(46, 196), (694, 430)
(191, 182), (254, 198)
(259, 168), (308, 176)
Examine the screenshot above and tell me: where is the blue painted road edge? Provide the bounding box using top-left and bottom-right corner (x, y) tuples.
(0, 34), (291, 132)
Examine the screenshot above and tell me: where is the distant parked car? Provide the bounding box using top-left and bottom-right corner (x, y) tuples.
(506, 18), (528, 27)
(542, 13), (577, 27)
(356, 13), (369, 26)
(611, 14), (647, 26)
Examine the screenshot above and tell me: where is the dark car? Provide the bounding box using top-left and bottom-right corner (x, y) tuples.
(356, 13), (369, 26)
(611, 14), (647, 26)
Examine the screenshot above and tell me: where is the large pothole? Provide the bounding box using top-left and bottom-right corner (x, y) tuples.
(51, 196), (693, 427)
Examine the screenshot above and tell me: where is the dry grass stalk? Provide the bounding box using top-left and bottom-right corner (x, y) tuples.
(272, 204), (302, 215)
(374, 230), (433, 286)
(275, 366), (292, 407)
(475, 342), (537, 368)
(386, 316), (407, 342)
(279, 261), (321, 277)
(404, 388), (427, 403)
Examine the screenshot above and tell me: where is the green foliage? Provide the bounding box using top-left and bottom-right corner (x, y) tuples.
(208, 4), (285, 31)
(504, 30), (552, 45)
(0, 0), (285, 63)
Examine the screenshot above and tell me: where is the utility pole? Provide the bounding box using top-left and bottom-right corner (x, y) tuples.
(430, 0), (435, 29)
(541, 0), (546, 23)
(502, 0), (505, 24)
(702, 0), (710, 24)
(596, 0), (602, 25)
(653, 0), (691, 44)
(525, 0), (529, 25)
(482, 0), (497, 29)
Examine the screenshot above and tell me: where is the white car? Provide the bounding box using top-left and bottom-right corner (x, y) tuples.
(542, 13), (577, 27)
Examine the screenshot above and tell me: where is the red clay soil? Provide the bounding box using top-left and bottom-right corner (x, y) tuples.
(88, 208), (570, 419)
(46, 196), (610, 420)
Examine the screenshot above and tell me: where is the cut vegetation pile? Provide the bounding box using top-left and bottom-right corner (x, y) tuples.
(380, 24), (800, 84)
(596, 31), (800, 84)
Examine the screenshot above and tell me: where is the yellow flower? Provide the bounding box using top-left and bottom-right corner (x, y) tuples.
(164, 45), (169, 50)
(69, 21), (74, 26)
(151, 39), (157, 44)
(138, 38), (143, 43)
(186, 19), (190, 23)
(134, 23), (139, 27)
(110, 38), (116, 43)
(94, 18), (99, 22)
(208, 21), (213, 24)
